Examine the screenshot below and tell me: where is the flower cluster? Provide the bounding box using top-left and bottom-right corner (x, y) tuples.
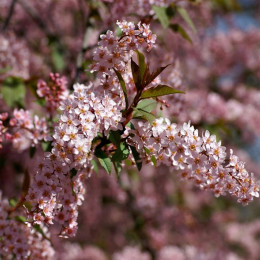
(24, 20), (157, 237)
(4, 109), (49, 152)
(0, 192), (55, 259)
(157, 245), (242, 260)
(26, 82), (123, 237)
(113, 246), (151, 260)
(102, 0), (189, 21)
(91, 20), (156, 78)
(37, 73), (69, 116)
(128, 118), (259, 204)
(0, 34), (30, 80)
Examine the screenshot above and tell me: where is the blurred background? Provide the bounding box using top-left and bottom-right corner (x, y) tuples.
(1, 0), (260, 259)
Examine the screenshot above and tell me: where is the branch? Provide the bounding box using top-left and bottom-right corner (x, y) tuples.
(1, 0), (18, 32)
(17, 0), (52, 37)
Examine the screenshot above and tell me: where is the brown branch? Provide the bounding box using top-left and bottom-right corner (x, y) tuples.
(8, 169), (30, 215)
(17, 0), (52, 37)
(1, 0), (18, 32)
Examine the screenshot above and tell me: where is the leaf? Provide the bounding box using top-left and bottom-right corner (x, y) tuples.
(1, 77), (25, 108)
(23, 201), (32, 211)
(115, 27), (122, 37)
(177, 7), (197, 33)
(9, 198), (18, 207)
(136, 51), (147, 81)
(144, 64), (170, 87)
(113, 160), (122, 177)
(112, 142), (129, 176)
(170, 24), (192, 44)
(14, 215), (27, 223)
(35, 97), (46, 107)
(91, 159), (99, 173)
(151, 155), (157, 167)
(131, 58), (141, 90)
(108, 130), (121, 147)
(133, 108), (156, 124)
(141, 85), (185, 99)
(41, 141), (52, 152)
(95, 149), (112, 174)
(112, 142), (130, 162)
(136, 99), (157, 113)
(51, 43), (65, 72)
(113, 68), (128, 109)
(129, 145), (142, 171)
(0, 66), (11, 74)
(213, 0), (240, 11)
(152, 5), (170, 28)
(144, 147), (151, 154)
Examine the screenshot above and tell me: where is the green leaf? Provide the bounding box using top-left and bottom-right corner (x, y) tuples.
(129, 145), (142, 171)
(35, 97), (46, 107)
(14, 215), (27, 223)
(131, 58), (141, 90)
(151, 155), (157, 167)
(91, 159), (99, 173)
(0, 66), (11, 74)
(108, 130), (121, 147)
(9, 198), (18, 207)
(136, 99), (157, 113)
(113, 160), (122, 177)
(133, 108), (156, 124)
(152, 5), (170, 28)
(113, 68), (128, 109)
(177, 7), (197, 33)
(141, 85), (185, 99)
(1, 77), (25, 108)
(95, 149), (112, 174)
(144, 147), (151, 154)
(136, 51), (147, 81)
(23, 201), (32, 211)
(115, 27), (122, 37)
(41, 141), (52, 152)
(170, 24), (192, 44)
(212, 0), (240, 11)
(112, 142), (130, 176)
(51, 43), (65, 72)
(112, 142), (130, 162)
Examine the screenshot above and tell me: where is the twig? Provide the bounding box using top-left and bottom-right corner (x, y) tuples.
(17, 0), (52, 38)
(1, 0), (18, 32)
